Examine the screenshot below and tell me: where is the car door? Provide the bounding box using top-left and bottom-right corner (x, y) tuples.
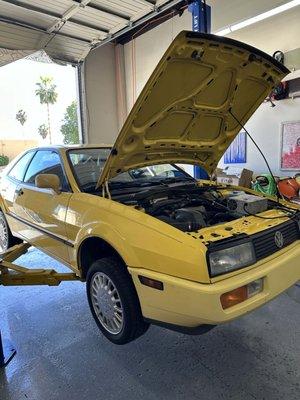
(0, 150), (36, 235)
(15, 149), (72, 263)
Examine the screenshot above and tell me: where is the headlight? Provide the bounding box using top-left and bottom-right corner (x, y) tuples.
(208, 242), (256, 277)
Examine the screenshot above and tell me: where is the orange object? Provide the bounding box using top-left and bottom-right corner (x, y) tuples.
(277, 178), (299, 199)
(220, 286), (248, 309)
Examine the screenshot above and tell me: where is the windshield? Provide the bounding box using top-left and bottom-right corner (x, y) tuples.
(68, 148), (195, 191)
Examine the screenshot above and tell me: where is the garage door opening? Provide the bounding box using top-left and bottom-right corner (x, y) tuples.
(0, 53), (80, 168)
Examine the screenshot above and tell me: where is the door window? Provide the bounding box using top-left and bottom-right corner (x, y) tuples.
(8, 151), (35, 181)
(24, 150), (69, 191)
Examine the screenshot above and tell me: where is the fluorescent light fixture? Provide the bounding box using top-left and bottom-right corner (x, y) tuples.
(215, 0), (300, 36)
(216, 27), (231, 36)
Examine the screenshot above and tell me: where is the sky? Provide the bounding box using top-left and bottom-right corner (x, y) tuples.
(0, 57), (77, 144)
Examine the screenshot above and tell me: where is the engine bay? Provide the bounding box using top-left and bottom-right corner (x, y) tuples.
(111, 182), (281, 233)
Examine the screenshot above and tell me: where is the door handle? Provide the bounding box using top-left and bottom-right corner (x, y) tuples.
(15, 188), (24, 196)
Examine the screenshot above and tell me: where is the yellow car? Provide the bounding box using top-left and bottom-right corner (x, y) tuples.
(1, 32), (299, 344)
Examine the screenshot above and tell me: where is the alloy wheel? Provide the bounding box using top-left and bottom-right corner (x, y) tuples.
(90, 272), (124, 334)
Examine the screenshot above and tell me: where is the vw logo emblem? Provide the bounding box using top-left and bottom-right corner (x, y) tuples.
(274, 231), (284, 248)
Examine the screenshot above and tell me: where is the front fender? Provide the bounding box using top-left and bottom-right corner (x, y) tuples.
(75, 220), (140, 267)
(67, 193), (210, 283)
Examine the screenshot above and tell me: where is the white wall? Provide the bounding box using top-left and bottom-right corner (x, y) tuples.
(82, 1), (300, 176)
(122, 3), (300, 176)
(216, 4), (300, 176)
(227, 6), (300, 55)
(208, 0), (292, 32)
(123, 1), (300, 110)
(124, 11), (192, 112)
(218, 98), (300, 176)
(83, 43), (118, 144)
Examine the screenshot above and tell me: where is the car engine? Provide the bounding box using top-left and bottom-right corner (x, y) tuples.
(112, 184), (271, 233)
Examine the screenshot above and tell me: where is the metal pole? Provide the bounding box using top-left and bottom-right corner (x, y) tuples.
(188, 0), (211, 33)
(0, 331), (4, 366)
(188, 0), (211, 180)
(0, 330), (16, 368)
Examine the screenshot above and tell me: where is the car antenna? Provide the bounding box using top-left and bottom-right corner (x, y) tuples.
(229, 110), (281, 203)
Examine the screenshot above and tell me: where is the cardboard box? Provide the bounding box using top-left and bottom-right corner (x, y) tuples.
(216, 168), (253, 188)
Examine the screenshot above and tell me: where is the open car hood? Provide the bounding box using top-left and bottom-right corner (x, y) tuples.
(97, 31), (289, 187)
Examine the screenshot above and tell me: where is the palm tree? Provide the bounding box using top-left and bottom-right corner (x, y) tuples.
(35, 76), (58, 144)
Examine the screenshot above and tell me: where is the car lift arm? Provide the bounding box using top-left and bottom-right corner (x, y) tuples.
(0, 243), (82, 286)
(0, 243), (82, 367)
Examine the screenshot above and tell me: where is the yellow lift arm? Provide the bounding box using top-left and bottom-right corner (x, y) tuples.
(0, 243), (82, 286)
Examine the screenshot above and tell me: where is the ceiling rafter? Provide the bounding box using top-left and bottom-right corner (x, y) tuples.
(0, 0), (184, 64)
(48, 1), (130, 34)
(0, 16), (91, 44)
(86, 1), (131, 20)
(92, 0), (185, 49)
(0, 0), (109, 36)
(135, 0), (156, 8)
(47, 0), (92, 33)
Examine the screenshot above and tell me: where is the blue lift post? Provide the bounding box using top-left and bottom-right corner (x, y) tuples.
(0, 330), (16, 368)
(188, 0), (211, 179)
(188, 0), (211, 33)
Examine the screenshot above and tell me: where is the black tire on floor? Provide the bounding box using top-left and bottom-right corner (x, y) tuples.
(86, 257), (149, 345)
(0, 210), (22, 252)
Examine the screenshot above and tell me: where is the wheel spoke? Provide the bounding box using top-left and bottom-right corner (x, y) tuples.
(90, 272), (123, 335)
(113, 317), (120, 329)
(114, 313), (122, 323)
(91, 293), (98, 301)
(0, 218), (8, 252)
(114, 305), (122, 313)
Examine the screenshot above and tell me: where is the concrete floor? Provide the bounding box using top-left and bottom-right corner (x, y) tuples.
(1, 248), (299, 400)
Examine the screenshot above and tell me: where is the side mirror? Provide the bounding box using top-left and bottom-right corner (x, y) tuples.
(35, 174), (61, 194)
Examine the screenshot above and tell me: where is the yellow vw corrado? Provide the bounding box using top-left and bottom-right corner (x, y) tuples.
(1, 32), (299, 344)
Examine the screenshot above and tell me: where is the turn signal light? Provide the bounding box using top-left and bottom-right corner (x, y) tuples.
(138, 275), (164, 290)
(221, 278), (263, 309)
(221, 286), (248, 309)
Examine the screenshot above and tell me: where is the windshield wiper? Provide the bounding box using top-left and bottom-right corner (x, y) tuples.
(81, 183), (100, 193)
(108, 180), (163, 189)
(155, 176), (196, 185)
(109, 176), (195, 188)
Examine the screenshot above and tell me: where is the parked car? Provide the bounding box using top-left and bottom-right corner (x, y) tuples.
(0, 32), (299, 344)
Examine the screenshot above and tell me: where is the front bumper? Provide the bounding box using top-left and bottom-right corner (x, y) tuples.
(129, 242), (300, 327)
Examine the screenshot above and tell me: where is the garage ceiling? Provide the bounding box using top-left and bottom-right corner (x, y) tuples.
(0, 0), (183, 65)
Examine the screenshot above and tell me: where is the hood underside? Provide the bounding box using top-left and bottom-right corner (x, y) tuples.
(98, 31), (289, 187)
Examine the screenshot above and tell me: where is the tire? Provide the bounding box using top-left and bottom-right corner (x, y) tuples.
(0, 210), (22, 253)
(86, 257), (149, 345)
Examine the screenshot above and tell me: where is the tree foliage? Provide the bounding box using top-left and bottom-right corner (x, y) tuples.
(35, 76), (58, 105)
(0, 155), (9, 166)
(16, 109), (27, 126)
(35, 76), (58, 143)
(38, 123), (48, 140)
(60, 101), (79, 145)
